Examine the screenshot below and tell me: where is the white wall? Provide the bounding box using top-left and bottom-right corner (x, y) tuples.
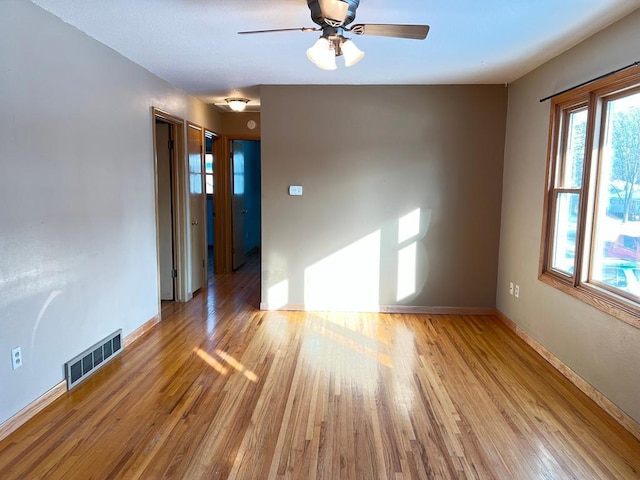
(0, 0), (219, 425)
(497, 8), (640, 424)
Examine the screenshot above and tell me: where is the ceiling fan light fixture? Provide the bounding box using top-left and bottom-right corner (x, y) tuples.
(341, 39), (365, 67)
(225, 98), (250, 112)
(306, 37), (337, 70)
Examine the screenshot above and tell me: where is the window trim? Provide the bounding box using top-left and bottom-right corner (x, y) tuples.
(539, 65), (640, 330)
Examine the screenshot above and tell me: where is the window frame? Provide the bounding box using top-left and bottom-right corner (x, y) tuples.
(205, 152), (215, 195)
(205, 130), (218, 196)
(539, 65), (640, 330)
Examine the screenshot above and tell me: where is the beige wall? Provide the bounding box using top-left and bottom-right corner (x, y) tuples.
(0, 0), (220, 425)
(220, 112), (261, 136)
(497, 9), (640, 423)
(261, 85), (507, 311)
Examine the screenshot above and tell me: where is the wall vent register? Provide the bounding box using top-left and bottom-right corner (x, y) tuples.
(65, 330), (122, 390)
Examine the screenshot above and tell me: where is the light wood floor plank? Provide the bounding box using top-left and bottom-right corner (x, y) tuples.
(1, 256), (639, 479)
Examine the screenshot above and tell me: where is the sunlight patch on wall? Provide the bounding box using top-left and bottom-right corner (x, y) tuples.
(397, 243), (417, 301)
(398, 208), (421, 243)
(397, 208), (422, 301)
(304, 231), (381, 311)
(267, 279), (289, 310)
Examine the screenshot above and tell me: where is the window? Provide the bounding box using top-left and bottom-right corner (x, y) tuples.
(205, 131), (216, 195)
(541, 66), (640, 328)
(205, 153), (214, 194)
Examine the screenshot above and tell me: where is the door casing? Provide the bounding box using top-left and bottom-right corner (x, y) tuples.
(152, 108), (190, 303)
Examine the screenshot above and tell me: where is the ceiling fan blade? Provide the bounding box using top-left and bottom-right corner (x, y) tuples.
(238, 27), (319, 35)
(319, 0), (349, 22)
(349, 24), (430, 40)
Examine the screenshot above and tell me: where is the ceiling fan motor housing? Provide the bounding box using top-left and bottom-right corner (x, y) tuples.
(308, 0), (360, 26)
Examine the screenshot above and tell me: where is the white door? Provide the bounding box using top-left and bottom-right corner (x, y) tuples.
(231, 140), (247, 270)
(188, 125), (205, 293)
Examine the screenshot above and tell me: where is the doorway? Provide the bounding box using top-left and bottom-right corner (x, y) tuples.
(231, 139), (261, 270)
(156, 120), (176, 300)
(205, 130), (218, 278)
(153, 108), (188, 304)
(153, 109), (224, 303)
(154, 121), (260, 291)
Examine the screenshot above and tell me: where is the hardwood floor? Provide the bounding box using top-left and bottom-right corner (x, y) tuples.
(1, 256), (639, 479)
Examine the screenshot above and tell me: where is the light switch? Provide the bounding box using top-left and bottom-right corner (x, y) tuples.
(289, 185), (303, 196)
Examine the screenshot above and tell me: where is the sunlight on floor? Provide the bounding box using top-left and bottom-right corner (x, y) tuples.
(324, 311), (390, 345)
(194, 348), (228, 375)
(390, 325), (417, 407)
(194, 348), (259, 382)
(302, 314), (393, 369)
(215, 349), (258, 382)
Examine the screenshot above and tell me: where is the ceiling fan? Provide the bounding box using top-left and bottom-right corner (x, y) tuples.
(238, 0), (430, 70)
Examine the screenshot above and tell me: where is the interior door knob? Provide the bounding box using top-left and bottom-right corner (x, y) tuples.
(191, 220), (198, 225)
(241, 210), (248, 214)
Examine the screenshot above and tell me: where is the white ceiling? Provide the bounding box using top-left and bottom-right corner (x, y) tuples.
(32, 0), (640, 110)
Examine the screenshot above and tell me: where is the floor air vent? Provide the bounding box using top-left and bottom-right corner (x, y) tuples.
(65, 329), (123, 390)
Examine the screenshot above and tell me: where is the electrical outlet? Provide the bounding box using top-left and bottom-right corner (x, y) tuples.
(509, 282), (514, 295)
(514, 285), (520, 298)
(11, 347), (22, 370)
